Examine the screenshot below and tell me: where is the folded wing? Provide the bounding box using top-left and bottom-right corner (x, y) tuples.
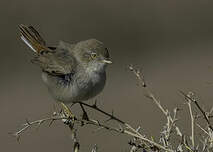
(19, 24), (77, 75)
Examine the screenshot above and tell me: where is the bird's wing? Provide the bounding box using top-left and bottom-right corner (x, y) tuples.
(19, 24), (77, 75)
(31, 41), (77, 75)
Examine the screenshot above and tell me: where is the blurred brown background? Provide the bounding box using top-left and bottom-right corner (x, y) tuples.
(2, 0), (213, 151)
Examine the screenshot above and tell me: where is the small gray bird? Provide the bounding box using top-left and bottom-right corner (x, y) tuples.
(19, 24), (112, 105)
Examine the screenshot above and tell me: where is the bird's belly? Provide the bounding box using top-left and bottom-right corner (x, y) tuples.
(42, 72), (106, 104)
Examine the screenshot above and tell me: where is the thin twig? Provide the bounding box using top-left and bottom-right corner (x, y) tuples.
(11, 107), (174, 152)
(10, 116), (67, 140)
(128, 65), (182, 149)
(179, 91), (213, 132)
(78, 101), (125, 124)
(187, 100), (195, 149)
(78, 101), (173, 151)
(196, 123), (209, 135)
(128, 65), (173, 122)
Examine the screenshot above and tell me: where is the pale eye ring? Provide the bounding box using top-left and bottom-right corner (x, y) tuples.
(90, 52), (97, 59)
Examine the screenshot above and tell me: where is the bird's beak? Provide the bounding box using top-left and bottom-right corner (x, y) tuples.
(102, 59), (112, 64)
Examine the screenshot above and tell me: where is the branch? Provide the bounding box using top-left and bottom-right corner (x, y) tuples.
(11, 101), (174, 152)
(77, 101), (174, 152)
(179, 90), (213, 132)
(128, 65), (173, 122)
(128, 65), (184, 149)
(78, 101), (125, 124)
(187, 99), (195, 149)
(9, 114), (67, 141)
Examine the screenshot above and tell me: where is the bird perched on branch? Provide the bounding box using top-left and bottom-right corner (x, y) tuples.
(18, 24), (112, 106)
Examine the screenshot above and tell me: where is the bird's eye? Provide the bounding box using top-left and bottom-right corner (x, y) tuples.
(90, 52), (97, 59)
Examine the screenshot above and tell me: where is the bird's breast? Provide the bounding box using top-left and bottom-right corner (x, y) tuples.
(41, 70), (106, 103)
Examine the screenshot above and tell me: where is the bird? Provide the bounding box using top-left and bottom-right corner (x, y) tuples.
(18, 24), (112, 109)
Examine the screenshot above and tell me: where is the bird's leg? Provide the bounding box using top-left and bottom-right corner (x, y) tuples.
(59, 102), (76, 126)
(79, 102), (89, 121)
(59, 102), (80, 150)
(60, 102), (74, 117)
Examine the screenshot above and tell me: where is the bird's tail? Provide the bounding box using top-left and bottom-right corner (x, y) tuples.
(18, 24), (48, 53)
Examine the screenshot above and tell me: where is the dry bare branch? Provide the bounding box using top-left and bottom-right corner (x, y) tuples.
(11, 65), (213, 152)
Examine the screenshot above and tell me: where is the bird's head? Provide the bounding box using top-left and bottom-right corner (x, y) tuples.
(75, 39), (112, 73)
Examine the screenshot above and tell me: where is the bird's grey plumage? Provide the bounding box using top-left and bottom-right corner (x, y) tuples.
(41, 40), (107, 103)
(19, 24), (111, 104)
(32, 41), (77, 75)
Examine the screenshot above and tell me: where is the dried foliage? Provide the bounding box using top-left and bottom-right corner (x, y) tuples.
(10, 65), (213, 152)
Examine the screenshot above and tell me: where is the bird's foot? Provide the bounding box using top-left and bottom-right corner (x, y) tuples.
(60, 102), (75, 126)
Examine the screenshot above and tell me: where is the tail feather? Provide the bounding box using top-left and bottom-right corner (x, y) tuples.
(28, 26), (46, 46)
(19, 24), (48, 53)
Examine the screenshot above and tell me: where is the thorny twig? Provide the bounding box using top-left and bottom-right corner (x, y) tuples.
(179, 91), (213, 132)
(11, 65), (213, 152)
(187, 96), (195, 149)
(128, 65), (173, 121)
(128, 65), (183, 150)
(11, 101), (174, 152)
(76, 101), (174, 151)
(77, 101), (174, 152)
(129, 65), (213, 151)
(10, 115), (67, 141)
(71, 129), (80, 152)
(91, 144), (98, 152)
(129, 126), (143, 152)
